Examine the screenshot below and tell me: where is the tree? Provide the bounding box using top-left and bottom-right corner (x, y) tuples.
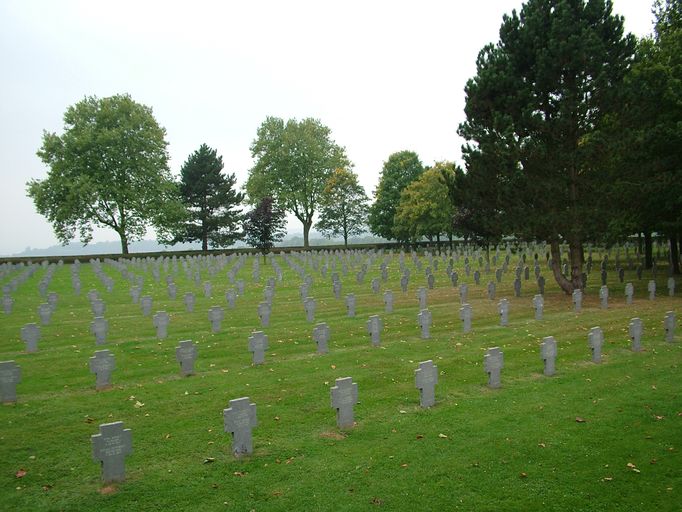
(245, 117), (350, 248)
(609, 0), (682, 272)
(316, 168), (369, 247)
(28, 94), (178, 254)
(368, 151), (424, 240)
(394, 164), (455, 250)
(459, 0), (636, 293)
(243, 196), (286, 260)
(167, 144), (244, 251)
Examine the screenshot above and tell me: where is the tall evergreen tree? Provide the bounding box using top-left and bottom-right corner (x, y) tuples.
(459, 0), (636, 293)
(243, 196), (287, 260)
(171, 144), (244, 251)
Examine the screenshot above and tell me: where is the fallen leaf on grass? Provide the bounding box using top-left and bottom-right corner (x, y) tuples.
(42, 484), (52, 491)
(438, 433), (448, 439)
(519, 472), (528, 479)
(370, 497), (384, 505)
(603, 477), (613, 482)
(538, 443), (546, 448)
(99, 485), (117, 495)
(416, 434), (424, 440)
(203, 458), (215, 464)
(134, 401), (145, 408)
(655, 415), (664, 421)
(575, 417), (587, 423)
(15, 469), (27, 478)
(233, 471), (246, 477)
(400, 463), (408, 468)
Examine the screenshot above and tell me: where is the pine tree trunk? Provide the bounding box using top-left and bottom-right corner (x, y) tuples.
(670, 233), (680, 274)
(550, 240), (574, 294)
(644, 231), (653, 269)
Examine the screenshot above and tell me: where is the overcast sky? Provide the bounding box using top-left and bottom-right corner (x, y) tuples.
(0, 0), (654, 255)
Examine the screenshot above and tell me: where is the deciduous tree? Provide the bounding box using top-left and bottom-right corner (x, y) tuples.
(243, 196), (286, 260)
(316, 168), (369, 247)
(29, 94), (178, 254)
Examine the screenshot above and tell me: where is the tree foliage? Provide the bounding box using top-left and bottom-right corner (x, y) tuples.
(243, 196), (286, 258)
(458, 0), (636, 292)
(316, 168), (369, 247)
(367, 151), (424, 240)
(245, 117), (350, 248)
(168, 144), (244, 251)
(394, 164), (454, 245)
(28, 94), (178, 254)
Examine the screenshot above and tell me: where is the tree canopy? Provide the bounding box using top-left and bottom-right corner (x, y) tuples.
(394, 163), (455, 247)
(458, 0), (636, 292)
(316, 168), (369, 247)
(367, 151), (424, 241)
(167, 144), (244, 251)
(29, 94), (178, 254)
(243, 196), (286, 259)
(245, 117), (350, 248)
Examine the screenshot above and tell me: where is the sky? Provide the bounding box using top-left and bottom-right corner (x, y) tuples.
(0, 0), (655, 256)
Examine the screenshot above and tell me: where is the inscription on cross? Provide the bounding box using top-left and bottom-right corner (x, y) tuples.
(91, 421), (132, 483)
(414, 360), (438, 408)
(330, 377), (358, 429)
(223, 397), (258, 457)
(89, 350), (115, 390)
(176, 340), (198, 376)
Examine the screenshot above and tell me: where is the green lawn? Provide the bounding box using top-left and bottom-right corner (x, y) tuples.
(1, 251), (680, 511)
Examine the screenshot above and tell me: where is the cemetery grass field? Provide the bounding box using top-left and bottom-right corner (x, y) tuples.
(1, 252), (680, 511)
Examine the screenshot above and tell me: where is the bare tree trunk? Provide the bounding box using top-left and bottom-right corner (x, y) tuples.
(644, 231), (653, 269)
(118, 231), (129, 255)
(568, 237), (584, 290)
(670, 233), (680, 274)
(550, 240), (574, 294)
(303, 221), (311, 249)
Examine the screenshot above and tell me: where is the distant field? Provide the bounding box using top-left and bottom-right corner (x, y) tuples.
(1, 251), (680, 511)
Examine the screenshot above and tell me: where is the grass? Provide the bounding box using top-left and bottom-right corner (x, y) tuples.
(0, 250), (680, 511)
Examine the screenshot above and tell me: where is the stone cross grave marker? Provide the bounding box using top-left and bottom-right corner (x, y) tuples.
(223, 397), (258, 457)
(346, 294), (356, 317)
(203, 281), (212, 298)
(237, 280), (246, 295)
(47, 291), (58, 312)
(599, 285), (609, 309)
(618, 268), (625, 283)
(600, 269), (608, 286)
(208, 306), (224, 333)
(400, 274), (409, 293)
(668, 277), (675, 297)
(129, 286), (140, 304)
(495, 268), (503, 283)
(91, 317), (108, 345)
(153, 311), (170, 340)
(648, 280), (656, 300)
(258, 301), (271, 327)
(414, 360), (437, 408)
(514, 278), (521, 297)
(498, 298), (509, 326)
(625, 282), (634, 304)
(89, 349), (115, 390)
(299, 283), (309, 302)
(226, 289), (236, 309)
(484, 347), (504, 388)
(367, 315), (382, 346)
(304, 297), (316, 323)
(384, 290), (393, 313)
(427, 273), (435, 290)
(629, 318), (643, 352)
(140, 296), (153, 316)
(664, 311), (676, 343)
(533, 294), (544, 320)
(0, 361), (21, 403)
(330, 377), (358, 429)
(540, 336), (557, 376)
(21, 323), (40, 352)
(418, 309), (432, 339)
(473, 270), (480, 285)
(248, 331), (268, 365)
(176, 340), (198, 376)
(88, 289), (99, 303)
(313, 323), (330, 354)
(38, 302), (52, 325)
(91, 421), (132, 483)
(460, 304), (472, 333)
(332, 281), (342, 300)
(459, 283), (468, 303)
(537, 275), (546, 295)
(91, 298), (106, 317)
(417, 287), (427, 310)
(450, 271), (459, 287)
(588, 326), (604, 363)
(572, 289), (582, 313)
(636, 264), (643, 280)
(184, 292), (195, 312)
(371, 278), (380, 294)
(167, 282), (177, 300)
(2, 295), (13, 314)
(487, 281), (496, 300)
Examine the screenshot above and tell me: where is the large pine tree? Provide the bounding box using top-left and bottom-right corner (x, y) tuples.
(172, 144), (244, 251)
